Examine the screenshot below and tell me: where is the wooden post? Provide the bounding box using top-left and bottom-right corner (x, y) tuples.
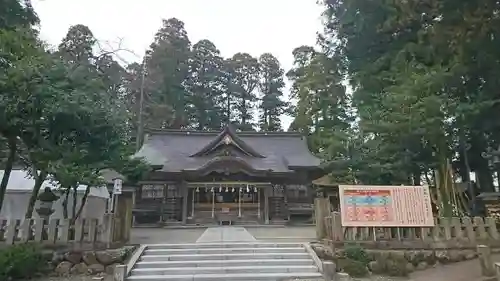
(181, 184), (188, 224)
(101, 213), (114, 245)
(462, 217), (476, 242)
(264, 186), (269, 224)
(257, 187), (261, 219)
(486, 217), (500, 240)
(330, 212), (343, 241)
(315, 198), (328, 240)
(475, 217), (488, 240)
(211, 188), (215, 218)
(238, 187), (242, 217)
(478, 244), (495, 277)
(322, 261), (336, 281)
(123, 194), (133, 242)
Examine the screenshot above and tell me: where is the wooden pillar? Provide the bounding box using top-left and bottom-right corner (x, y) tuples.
(131, 190), (136, 227)
(113, 192), (133, 242)
(181, 183), (188, 224)
(121, 193), (133, 242)
(478, 244), (495, 277)
(315, 197), (328, 240)
(284, 184), (290, 221)
(264, 186), (269, 224)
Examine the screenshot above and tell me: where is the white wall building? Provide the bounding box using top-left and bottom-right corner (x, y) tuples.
(0, 170), (109, 220)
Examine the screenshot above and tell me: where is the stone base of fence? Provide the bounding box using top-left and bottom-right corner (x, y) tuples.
(0, 214), (117, 246)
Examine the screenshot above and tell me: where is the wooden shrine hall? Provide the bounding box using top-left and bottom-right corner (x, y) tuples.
(131, 125), (324, 226)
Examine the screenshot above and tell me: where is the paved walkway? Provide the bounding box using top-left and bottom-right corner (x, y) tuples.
(196, 226), (257, 243)
(130, 226), (316, 244)
(409, 254), (500, 281)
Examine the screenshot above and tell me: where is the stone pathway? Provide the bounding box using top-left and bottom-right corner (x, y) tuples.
(196, 226), (257, 243)
(408, 254), (500, 281)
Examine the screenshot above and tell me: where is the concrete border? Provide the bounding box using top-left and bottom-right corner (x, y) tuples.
(132, 224), (315, 229)
(303, 242), (323, 273)
(145, 241), (304, 247)
(125, 244), (146, 275)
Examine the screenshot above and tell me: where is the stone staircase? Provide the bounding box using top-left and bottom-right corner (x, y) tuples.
(126, 242), (323, 280)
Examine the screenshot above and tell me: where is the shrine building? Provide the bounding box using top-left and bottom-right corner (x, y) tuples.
(131, 125), (324, 226)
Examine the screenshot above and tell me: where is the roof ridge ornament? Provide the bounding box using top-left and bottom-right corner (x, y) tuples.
(223, 135), (232, 145)
(190, 125), (265, 158)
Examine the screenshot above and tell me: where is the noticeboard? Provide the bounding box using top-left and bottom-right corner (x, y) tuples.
(339, 185), (434, 227)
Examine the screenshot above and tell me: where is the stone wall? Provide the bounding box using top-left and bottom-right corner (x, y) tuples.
(311, 242), (495, 277)
(50, 246), (136, 277)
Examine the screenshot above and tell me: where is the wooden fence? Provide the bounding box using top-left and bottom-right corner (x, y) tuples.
(322, 212), (500, 243)
(315, 198), (500, 245)
(0, 214), (119, 246)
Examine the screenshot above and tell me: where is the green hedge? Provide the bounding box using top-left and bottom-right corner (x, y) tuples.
(0, 244), (47, 280)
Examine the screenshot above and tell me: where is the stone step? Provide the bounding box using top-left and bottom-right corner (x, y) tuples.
(145, 242), (302, 249)
(134, 258), (315, 269)
(131, 265), (319, 275)
(127, 272), (323, 281)
(140, 252), (311, 261)
(143, 247), (306, 255)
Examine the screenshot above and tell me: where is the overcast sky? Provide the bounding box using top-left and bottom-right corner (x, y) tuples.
(31, 0), (324, 129)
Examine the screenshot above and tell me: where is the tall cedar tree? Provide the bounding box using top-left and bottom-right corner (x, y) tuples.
(144, 18), (191, 129)
(258, 53), (288, 132)
(186, 39), (225, 130)
(226, 53), (260, 131)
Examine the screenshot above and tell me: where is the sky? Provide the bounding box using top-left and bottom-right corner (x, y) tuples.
(31, 0), (325, 129)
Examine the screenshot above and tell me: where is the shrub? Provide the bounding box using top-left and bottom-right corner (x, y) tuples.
(0, 243), (47, 280)
(344, 244), (371, 265)
(384, 257), (411, 277)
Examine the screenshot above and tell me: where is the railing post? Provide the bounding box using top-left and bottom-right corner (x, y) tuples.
(322, 261), (336, 281)
(478, 244), (495, 277)
(113, 264), (127, 281)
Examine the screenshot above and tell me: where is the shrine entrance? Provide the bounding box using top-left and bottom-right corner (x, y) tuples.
(187, 182), (266, 225)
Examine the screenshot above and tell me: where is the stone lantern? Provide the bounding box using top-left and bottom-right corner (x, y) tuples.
(482, 145), (500, 169)
(35, 186), (59, 220)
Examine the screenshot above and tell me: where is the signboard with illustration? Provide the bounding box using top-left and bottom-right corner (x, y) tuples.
(339, 185), (434, 227)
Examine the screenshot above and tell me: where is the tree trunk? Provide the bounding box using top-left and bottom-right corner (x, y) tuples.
(476, 164), (494, 192)
(71, 185), (78, 220)
(412, 167), (421, 186)
(0, 137), (16, 213)
(62, 187), (70, 219)
(25, 169), (48, 219)
(71, 185), (90, 224)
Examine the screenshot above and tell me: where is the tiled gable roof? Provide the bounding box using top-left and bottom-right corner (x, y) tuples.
(134, 127), (321, 173)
